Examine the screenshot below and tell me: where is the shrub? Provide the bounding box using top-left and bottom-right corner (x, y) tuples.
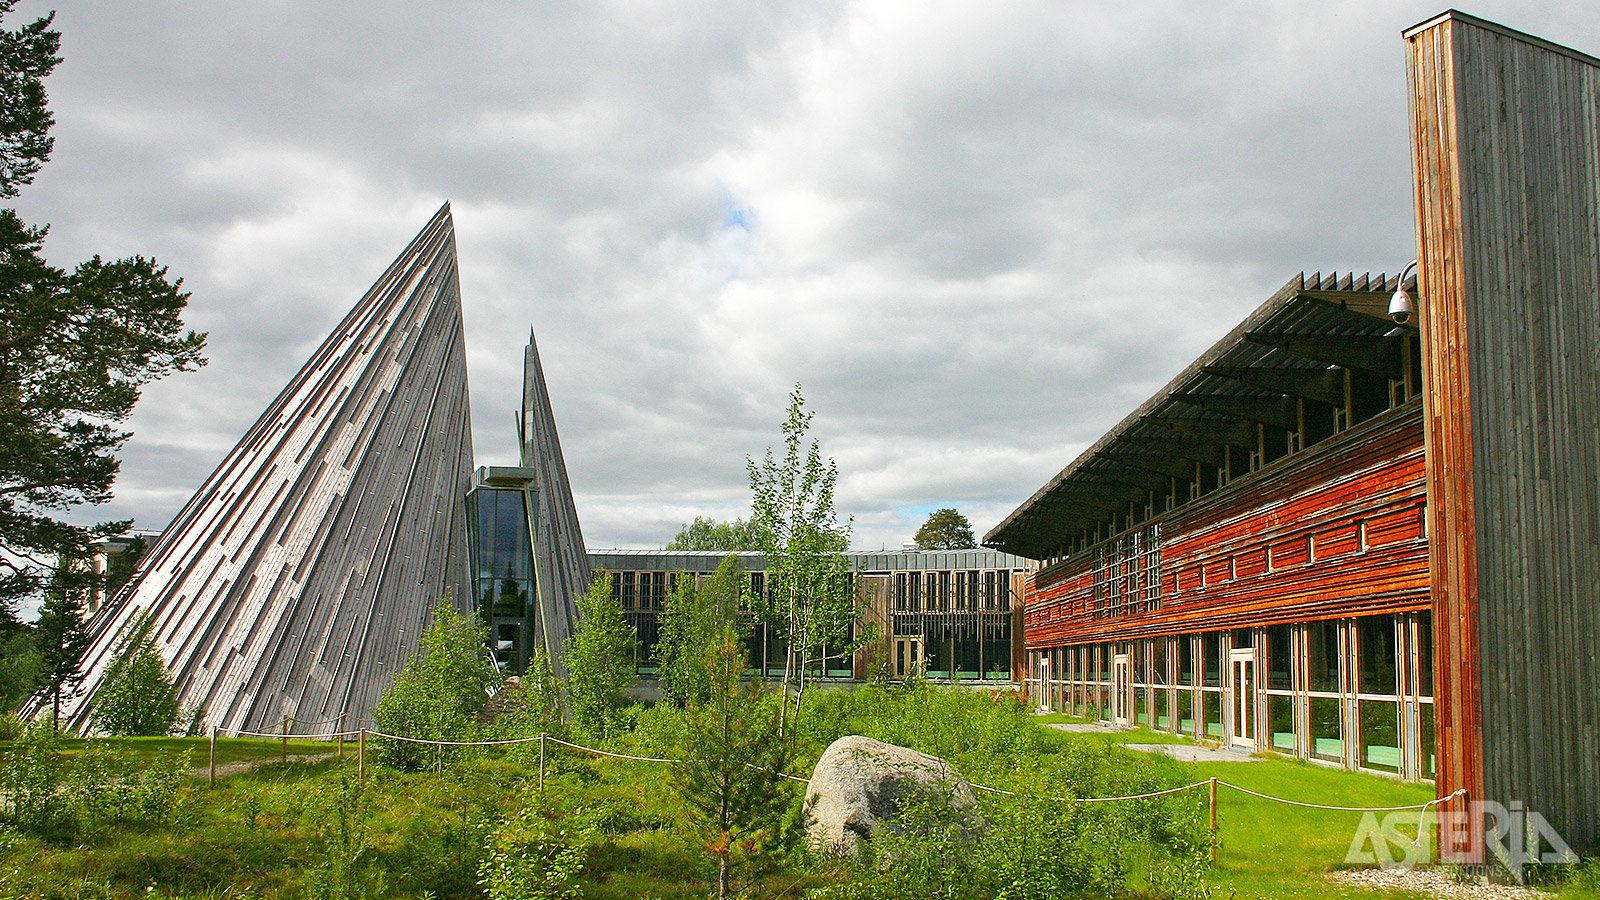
(90, 611), (182, 736)
(564, 573), (635, 742)
(478, 802), (595, 900)
(373, 596), (501, 769)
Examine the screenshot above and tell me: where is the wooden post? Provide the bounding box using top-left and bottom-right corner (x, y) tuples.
(358, 728), (367, 782)
(539, 734), (546, 795)
(280, 715), (288, 763)
(209, 726), (217, 784)
(1209, 777), (1219, 858)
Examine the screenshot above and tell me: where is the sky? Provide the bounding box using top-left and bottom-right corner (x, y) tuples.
(13, 0), (1599, 554)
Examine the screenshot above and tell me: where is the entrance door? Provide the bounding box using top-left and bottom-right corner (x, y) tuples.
(1112, 653), (1133, 726)
(1230, 648), (1257, 749)
(894, 637), (922, 678)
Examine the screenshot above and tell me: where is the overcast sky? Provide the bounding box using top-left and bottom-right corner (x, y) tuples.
(14, 1), (1599, 553)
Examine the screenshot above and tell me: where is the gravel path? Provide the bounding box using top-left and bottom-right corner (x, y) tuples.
(1327, 867), (1551, 898)
(191, 751), (342, 781)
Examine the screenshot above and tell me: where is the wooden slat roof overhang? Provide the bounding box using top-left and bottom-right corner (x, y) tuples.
(983, 271), (1419, 560)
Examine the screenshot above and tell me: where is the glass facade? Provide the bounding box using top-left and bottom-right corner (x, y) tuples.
(466, 483), (540, 674)
(1031, 612), (1435, 781)
(592, 557), (1016, 681)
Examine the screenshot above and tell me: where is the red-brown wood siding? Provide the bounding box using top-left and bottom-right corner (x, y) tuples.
(1407, 16), (1483, 857)
(1022, 402), (1428, 647)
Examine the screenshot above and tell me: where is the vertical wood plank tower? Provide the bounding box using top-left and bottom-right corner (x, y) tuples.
(519, 331), (591, 673)
(63, 205), (476, 735)
(1406, 11), (1600, 856)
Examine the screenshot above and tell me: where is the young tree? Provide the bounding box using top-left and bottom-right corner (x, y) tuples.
(31, 581), (89, 730)
(914, 508), (977, 550)
(657, 554), (748, 707)
(0, 3), (207, 621)
(88, 610), (179, 736)
(373, 596), (502, 769)
(747, 385), (857, 736)
(563, 572), (636, 740)
(673, 627), (792, 900)
(665, 517), (764, 552)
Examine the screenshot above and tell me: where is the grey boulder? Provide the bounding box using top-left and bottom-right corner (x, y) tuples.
(802, 735), (984, 858)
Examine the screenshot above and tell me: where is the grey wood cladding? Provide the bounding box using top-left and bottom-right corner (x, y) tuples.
(63, 205), (476, 735)
(520, 331), (591, 676)
(1407, 11), (1600, 853)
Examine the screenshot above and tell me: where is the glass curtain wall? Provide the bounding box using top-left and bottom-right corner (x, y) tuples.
(466, 486), (539, 674)
(1035, 612), (1432, 780)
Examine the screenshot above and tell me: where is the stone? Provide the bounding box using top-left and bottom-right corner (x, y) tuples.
(802, 735), (983, 858)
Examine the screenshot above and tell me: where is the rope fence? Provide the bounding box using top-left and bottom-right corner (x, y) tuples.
(204, 724), (1469, 859)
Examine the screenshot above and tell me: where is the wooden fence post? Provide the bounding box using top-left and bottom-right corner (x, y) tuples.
(280, 715), (288, 763)
(1209, 777), (1219, 858)
(539, 734), (546, 795)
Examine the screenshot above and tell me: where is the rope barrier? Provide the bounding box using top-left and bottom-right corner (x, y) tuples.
(543, 736), (677, 764)
(226, 728), (363, 740)
(1215, 781), (1451, 812)
(211, 723), (1461, 818)
(970, 779), (1212, 803)
(365, 731), (544, 747)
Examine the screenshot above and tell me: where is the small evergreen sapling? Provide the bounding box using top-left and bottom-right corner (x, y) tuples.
(674, 627), (793, 899)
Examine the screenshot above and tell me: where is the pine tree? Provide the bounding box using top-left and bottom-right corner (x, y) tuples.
(674, 627), (792, 899)
(32, 584), (89, 731)
(914, 508), (977, 550)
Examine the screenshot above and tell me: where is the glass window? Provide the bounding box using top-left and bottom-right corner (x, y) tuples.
(1178, 637), (1194, 686)
(1266, 625), (1292, 691)
(1307, 621), (1340, 693)
(1359, 700), (1400, 772)
(1420, 701), (1436, 779)
(1310, 696), (1343, 761)
(1152, 639), (1168, 686)
(1417, 611), (1433, 698)
(1358, 616), (1398, 696)
(1268, 694), (1295, 752)
(1202, 691), (1224, 739)
(1202, 633), (1222, 687)
(1176, 689), (1195, 735)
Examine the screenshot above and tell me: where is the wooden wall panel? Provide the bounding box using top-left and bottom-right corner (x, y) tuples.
(1023, 403), (1428, 647)
(1408, 11), (1600, 855)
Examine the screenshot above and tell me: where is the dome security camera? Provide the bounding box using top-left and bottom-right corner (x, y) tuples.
(1390, 260), (1418, 324)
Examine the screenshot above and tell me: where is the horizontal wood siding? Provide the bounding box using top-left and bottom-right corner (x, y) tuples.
(1023, 403), (1428, 647)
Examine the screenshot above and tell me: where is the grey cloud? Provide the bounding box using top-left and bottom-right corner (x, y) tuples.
(12, 0), (1600, 553)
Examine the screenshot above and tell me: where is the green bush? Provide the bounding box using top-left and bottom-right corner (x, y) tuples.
(372, 598), (502, 770)
(89, 611), (182, 736)
(478, 802), (595, 900)
(0, 723), (192, 840)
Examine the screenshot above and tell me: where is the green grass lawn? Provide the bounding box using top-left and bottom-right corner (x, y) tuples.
(2, 701), (1595, 899)
(0, 735), (343, 768)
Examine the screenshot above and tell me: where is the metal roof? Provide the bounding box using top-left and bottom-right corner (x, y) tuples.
(983, 271), (1419, 560)
(586, 547), (1032, 574)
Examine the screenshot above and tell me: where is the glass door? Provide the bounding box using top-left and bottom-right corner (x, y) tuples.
(895, 637), (922, 678)
(1112, 653), (1133, 726)
(1230, 648), (1257, 749)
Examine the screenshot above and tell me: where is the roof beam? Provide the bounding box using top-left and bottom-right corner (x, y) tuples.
(1201, 365), (1347, 407)
(1242, 332), (1405, 379)
(1169, 392), (1299, 431)
(1100, 448), (1197, 480)
(1139, 415), (1258, 448)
